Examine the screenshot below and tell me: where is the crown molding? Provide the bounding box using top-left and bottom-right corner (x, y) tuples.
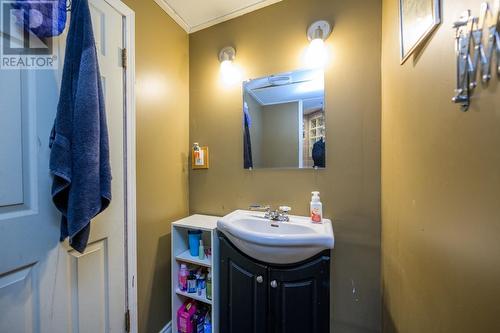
(153, 0), (190, 33)
(153, 0), (282, 34)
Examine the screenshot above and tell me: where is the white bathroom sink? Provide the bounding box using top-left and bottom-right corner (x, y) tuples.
(217, 210), (334, 264)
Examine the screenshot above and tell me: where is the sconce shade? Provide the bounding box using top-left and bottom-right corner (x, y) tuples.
(307, 20), (332, 41)
(219, 46), (236, 62)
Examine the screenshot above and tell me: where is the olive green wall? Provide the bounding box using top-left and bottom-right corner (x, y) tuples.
(189, 0), (382, 331)
(381, 0), (500, 332)
(122, 1), (189, 332)
(260, 102), (300, 168)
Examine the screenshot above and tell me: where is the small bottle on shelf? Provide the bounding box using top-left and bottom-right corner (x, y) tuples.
(187, 270), (197, 293)
(203, 311), (212, 333)
(178, 264), (188, 292)
(206, 268), (212, 300)
(199, 240), (205, 260)
(193, 142), (204, 166)
(197, 272), (206, 296)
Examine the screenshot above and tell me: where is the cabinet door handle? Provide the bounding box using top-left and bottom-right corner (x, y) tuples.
(270, 280), (278, 288)
(256, 276), (263, 284)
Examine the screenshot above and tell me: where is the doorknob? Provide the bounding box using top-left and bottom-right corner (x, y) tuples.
(270, 280), (278, 288)
(256, 276), (263, 283)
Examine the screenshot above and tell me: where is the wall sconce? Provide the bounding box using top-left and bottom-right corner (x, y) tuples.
(219, 46), (242, 86)
(304, 20), (332, 68)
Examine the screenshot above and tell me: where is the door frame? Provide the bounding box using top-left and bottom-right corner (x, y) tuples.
(99, 0), (137, 332)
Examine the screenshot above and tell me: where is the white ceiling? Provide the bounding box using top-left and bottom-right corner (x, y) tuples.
(153, 0), (283, 33)
(245, 68), (324, 106)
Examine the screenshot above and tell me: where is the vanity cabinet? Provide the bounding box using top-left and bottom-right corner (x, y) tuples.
(219, 233), (268, 333)
(219, 233), (330, 333)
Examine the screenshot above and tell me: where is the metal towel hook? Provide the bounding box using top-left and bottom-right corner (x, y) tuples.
(452, 1), (500, 112)
(481, 0), (500, 82)
(452, 10), (472, 112)
(469, 6), (487, 90)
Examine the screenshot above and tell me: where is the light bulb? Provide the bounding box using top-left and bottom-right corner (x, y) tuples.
(304, 38), (327, 69)
(220, 59), (242, 86)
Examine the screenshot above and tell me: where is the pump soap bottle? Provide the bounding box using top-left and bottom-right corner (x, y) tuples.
(310, 191), (323, 223)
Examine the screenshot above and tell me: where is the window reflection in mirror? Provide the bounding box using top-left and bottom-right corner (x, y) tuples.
(243, 68), (325, 169)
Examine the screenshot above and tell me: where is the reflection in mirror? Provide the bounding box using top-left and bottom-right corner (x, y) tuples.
(243, 68), (325, 169)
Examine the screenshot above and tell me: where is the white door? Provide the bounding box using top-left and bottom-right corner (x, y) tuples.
(0, 0), (131, 332)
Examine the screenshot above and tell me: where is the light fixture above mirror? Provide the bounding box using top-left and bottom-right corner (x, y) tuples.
(304, 20), (332, 69)
(219, 46), (242, 86)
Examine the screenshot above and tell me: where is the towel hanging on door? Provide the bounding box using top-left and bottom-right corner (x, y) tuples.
(49, 0), (111, 253)
(13, 0), (67, 38)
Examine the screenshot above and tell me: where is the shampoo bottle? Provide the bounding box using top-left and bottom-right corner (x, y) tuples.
(310, 191), (323, 223)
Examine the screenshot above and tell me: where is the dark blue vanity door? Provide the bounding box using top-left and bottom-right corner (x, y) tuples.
(220, 235), (268, 333)
(269, 254), (330, 333)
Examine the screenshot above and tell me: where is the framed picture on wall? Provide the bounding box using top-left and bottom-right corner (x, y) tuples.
(399, 0), (441, 64)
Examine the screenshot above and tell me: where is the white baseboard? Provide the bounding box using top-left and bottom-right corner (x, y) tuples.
(159, 321), (172, 333)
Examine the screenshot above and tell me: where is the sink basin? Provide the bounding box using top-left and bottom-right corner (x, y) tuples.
(217, 210), (334, 264)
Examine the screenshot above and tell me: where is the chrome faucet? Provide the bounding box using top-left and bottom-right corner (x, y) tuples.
(249, 205), (291, 222)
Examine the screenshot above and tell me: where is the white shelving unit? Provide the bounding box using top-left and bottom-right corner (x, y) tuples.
(172, 214), (220, 333)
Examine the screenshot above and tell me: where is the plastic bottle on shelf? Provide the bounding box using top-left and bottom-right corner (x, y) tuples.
(204, 311), (212, 333)
(197, 273), (206, 296)
(187, 270), (197, 293)
(199, 240), (205, 260)
(206, 268), (212, 300)
(178, 264), (188, 292)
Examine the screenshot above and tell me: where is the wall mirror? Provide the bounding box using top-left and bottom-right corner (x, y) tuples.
(243, 68), (325, 169)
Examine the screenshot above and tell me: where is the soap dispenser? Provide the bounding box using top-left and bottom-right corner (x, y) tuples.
(310, 191), (323, 223)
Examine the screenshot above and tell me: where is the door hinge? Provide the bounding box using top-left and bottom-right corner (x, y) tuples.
(122, 48), (127, 69)
(125, 309), (131, 332)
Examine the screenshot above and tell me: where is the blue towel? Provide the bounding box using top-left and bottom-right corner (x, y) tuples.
(312, 138), (325, 168)
(13, 0), (67, 38)
(49, 0), (111, 253)
(243, 102), (253, 169)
